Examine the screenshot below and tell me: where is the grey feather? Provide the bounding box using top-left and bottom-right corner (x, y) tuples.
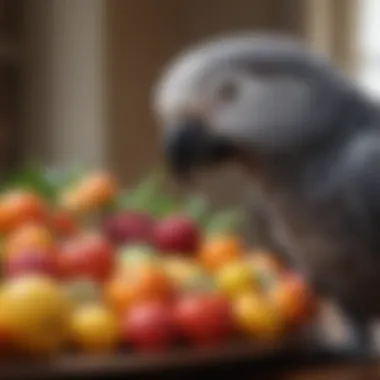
(153, 33), (380, 354)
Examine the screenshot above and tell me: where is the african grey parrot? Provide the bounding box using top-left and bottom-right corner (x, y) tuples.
(152, 33), (380, 357)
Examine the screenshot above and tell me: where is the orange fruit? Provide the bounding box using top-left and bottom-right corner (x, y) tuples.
(0, 190), (46, 233)
(105, 264), (174, 315)
(70, 304), (119, 353)
(60, 171), (117, 213)
(269, 273), (319, 326)
(5, 223), (56, 258)
(198, 235), (242, 272)
(79, 171), (117, 204)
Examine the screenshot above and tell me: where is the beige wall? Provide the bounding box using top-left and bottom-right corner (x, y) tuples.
(105, 0), (303, 205)
(23, 0), (354, 207)
(22, 0), (106, 169)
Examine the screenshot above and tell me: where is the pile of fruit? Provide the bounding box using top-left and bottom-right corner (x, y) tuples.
(0, 166), (319, 357)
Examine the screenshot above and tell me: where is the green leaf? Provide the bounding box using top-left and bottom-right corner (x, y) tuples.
(148, 194), (181, 218)
(116, 167), (171, 215)
(182, 195), (211, 226)
(205, 208), (244, 235)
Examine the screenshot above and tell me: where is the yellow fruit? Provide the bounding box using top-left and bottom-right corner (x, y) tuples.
(215, 260), (257, 298)
(233, 291), (285, 340)
(0, 275), (71, 355)
(163, 257), (199, 282)
(70, 304), (119, 353)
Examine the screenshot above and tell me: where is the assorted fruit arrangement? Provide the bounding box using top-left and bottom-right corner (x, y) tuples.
(0, 166), (319, 357)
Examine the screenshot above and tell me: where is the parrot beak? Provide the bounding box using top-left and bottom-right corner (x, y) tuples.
(164, 118), (237, 180)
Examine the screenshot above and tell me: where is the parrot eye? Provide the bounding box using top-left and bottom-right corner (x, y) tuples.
(216, 80), (239, 103)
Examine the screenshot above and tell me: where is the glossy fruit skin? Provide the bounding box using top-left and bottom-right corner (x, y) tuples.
(103, 211), (154, 245)
(233, 291), (285, 340)
(59, 232), (115, 282)
(70, 304), (119, 353)
(0, 190), (46, 233)
(215, 260), (257, 298)
(5, 223), (55, 259)
(0, 275), (71, 355)
(60, 171), (117, 213)
(120, 300), (176, 352)
(105, 263), (174, 315)
(4, 250), (60, 279)
(174, 293), (233, 347)
(79, 171), (117, 206)
(198, 235), (242, 272)
(153, 215), (200, 254)
(269, 273), (318, 326)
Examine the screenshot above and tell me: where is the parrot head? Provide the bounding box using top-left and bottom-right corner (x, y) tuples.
(152, 33), (370, 180)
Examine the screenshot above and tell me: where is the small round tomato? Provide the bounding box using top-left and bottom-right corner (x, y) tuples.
(105, 263), (174, 315)
(121, 300), (176, 352)
(153, 215), (200, 254)
(269, 273), (319, 326)
(233, 291), (285, 340)
(0, 190), (46, 233)
(59, 232), (115, 282)
(198, 235), (242, 272)
(174, 293), (233, 347)
(70, 304), (119, 353)
(5, 223), (55, 258)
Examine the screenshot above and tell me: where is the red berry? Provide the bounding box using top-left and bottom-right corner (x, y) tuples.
(153, 215), (200, 254)
(103, 211), (154, 245)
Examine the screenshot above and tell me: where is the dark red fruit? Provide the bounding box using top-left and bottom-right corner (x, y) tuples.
(174, 293), (233, 347)
(121, 300), (176, 352)
(4, 250), (60, 279)
(153, 215), (200, 254)
(103, 211), (154, 245)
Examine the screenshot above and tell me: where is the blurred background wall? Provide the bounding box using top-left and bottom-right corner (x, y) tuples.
(0, 0), (372, 206)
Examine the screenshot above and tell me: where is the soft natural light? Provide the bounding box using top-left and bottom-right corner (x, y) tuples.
(356, 0), (380, 98)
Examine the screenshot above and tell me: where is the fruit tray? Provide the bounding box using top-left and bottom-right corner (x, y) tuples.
(0, 167), (321, 379)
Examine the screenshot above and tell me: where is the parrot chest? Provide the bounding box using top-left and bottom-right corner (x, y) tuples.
(265, 191), (380, 313)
